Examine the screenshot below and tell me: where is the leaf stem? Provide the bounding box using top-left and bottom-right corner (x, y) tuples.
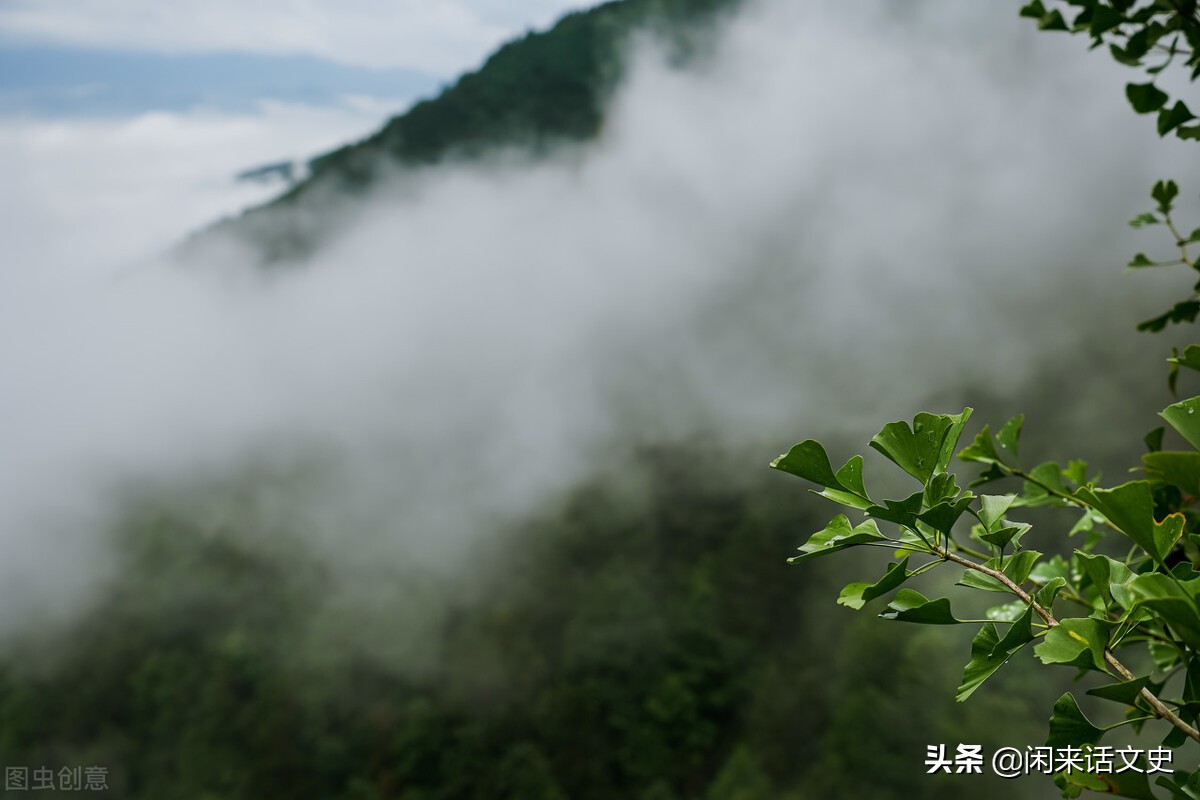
(855, 541), (938, 555)
(1006, 466), (1089, 510)
(935, 546), (1200, 745)
(949, 540), (991, 561)
(1165, 214), (1196, 269)
(937, 547), (1051, 621)
(1102, 716), (1156, 732)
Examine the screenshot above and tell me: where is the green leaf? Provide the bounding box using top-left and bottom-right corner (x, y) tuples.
(1128, 252), (1165, 268)
(1146, 427), (1167, 453)
(771, 441), (872, 509)
(978, 494), (1017, 532)
(1087, 675), (1150, 707)
(1127, 82), (1169, 114)
(990, 603), (1035, 656)
(1129, 212), (1162, 227)
(1151, 640), (1182, 672)
(1163, 723), (1189, 748)
(1143, 451), (1200, 495)
(879, 589), (965, 624)
(788, 515), (888, 564)
(917, 496), (974, 536)
(957, 622), (1024, 701)
(1076, 552), (1135, 607)
(1162, 396), (1200, 450)
(1068, 3), (1091, 30)
(1089, 4), (1125, 36)
(1067, 511), (1097, 542)
(1036, 576), (1068, 609)
(1153, 179), (1182, 212)
(923, 471), (962, 505)
(997, 415), (1024, 457)
(979, 522), (1031, 549)
(838, 558), (910, 611)
(1020, 461), (1071, 507)
(1029, 554), (1071, 585)
(1003, 549), (1042, 585)
(834, 455), (867, 497)
(771, 440), (840, 485)
(1168, 345), (1200, 375)
(1046, 692), (1105, 747)
(1034, 618), (1113, 672)
(1156, 768), (1200, 800)
(959, 417), (1024, 471)
(1059, 769), (1158, 800)
(1182, 657), (1200, 707)
(1075, 482), (1184, 564)
(864, 490), (924, 528)
(1111, 43), (1143, 67)
(1064, 459), (1090, 486)
(1124, 572), (1200, 649)
(1039, 9), (1070, 30)
(959, 424), (1002, 465)
(1057, 770), (1105, 797)
(869, 409), (973, 485)
(967, 462), (1008, 489)
(958, 570), (1007, 593)
(986, 599), (1028, 622)
(1138, 300), (1200, 332)
(1019, 0), (1047, 19)
(1088, 770), (1159, 800)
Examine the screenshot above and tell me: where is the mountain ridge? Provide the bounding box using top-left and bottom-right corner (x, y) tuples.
(183, 0), (742, 265)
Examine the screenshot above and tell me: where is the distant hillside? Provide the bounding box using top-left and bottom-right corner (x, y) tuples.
(185, 0), (742, 265)
(0, 445), (1058, 800)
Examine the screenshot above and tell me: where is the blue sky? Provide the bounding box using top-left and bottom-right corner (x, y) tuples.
(0, 1), (595, 71)
(0, 1), (592, 117)
(0, 44), (440, 116)
(0, 1), (595, 267)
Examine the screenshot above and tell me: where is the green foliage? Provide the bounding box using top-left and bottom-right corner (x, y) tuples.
(773, 5), (1200, 796)
(0, 445), (1051, 799)
(1046, 694), (1105, 748)
(310, 0), (718, 181)
(704, 746), (774, 800)
(1027, 2), (1200, 334)
(191, 0), (744, 263)
(773, 398), (1200, 794)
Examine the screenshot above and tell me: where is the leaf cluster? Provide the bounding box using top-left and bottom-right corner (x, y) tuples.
(767, 3), (1200, 799)
(1022, 0), (1200, 137)
(1023, 2), (1200, 336)
(773, 396), (1200, 797)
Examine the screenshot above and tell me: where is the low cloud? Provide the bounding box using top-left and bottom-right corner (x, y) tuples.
(1, 0), (1197, 639)
(0, 99), (412, 271)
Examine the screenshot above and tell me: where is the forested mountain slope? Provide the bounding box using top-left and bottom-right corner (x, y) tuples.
(0, 447), (1057, 799)
(187, 0), (741, 263)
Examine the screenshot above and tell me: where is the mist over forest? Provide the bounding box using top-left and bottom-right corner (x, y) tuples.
(1, 0), (1197, 797)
